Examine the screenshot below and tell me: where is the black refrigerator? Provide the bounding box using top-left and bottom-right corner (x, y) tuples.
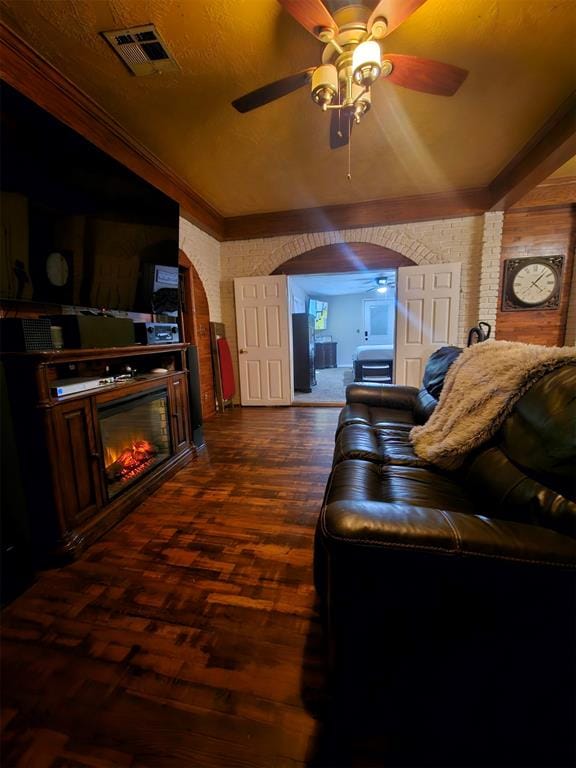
(292, 313), (316, 392)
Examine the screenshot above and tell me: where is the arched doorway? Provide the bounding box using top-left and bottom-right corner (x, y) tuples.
(179, 250), (216, 420)
(272, 243), (417, 402)
(271, 242), (415, 275)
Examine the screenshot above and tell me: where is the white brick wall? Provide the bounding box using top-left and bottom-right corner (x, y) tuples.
(179, 217), (222, 321)
(221, 216), (489, 348)
(180, 213), (507, 399)
(477, 212), (504, 337)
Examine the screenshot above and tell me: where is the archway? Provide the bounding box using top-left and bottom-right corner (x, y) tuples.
(179, 250), (216, 420)
(272, 242), (416, 275)
(272, 243), (416, 402)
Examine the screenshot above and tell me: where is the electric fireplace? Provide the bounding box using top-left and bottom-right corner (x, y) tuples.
(98, 388), (171, 500)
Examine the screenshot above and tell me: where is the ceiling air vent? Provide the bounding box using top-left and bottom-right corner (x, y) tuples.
(101, 24), (179, 76)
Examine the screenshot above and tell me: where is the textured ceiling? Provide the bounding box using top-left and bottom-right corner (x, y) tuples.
(1, 0), (575, 218)
(291, 268), (396, 296)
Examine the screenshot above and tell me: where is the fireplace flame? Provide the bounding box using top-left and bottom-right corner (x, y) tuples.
(105, 438), (158, 481)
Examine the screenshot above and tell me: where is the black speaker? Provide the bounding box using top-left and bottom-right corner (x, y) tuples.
(186, 345), (204, 448)
(49, 315), (135, 349)
(0, 318), (54, 352)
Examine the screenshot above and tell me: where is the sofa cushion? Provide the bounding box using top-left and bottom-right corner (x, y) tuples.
(341, 347), (463, 434)
(337, 403), (416, 433)
(333, 423), (381, 464)
(325, 459), (475, 515)
(345, 383), (419, 409)
(334, 423), (428, 467)
(319, 498), (576, 568)
(466, 446), (576, 539)
(499, 366), (576, 502)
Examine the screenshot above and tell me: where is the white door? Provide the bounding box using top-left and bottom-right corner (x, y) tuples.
(234, 275), (292, 406)
(395, 263), (461, 387)
(363, 298), (395, 344)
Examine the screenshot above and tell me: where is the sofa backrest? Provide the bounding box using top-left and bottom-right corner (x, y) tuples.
(465, 365), (576, 538)
(414, 346), (463, 424)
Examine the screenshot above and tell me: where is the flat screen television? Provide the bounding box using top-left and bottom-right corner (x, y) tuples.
(0, 81), (180, 316)
(309, 299), (328, 331)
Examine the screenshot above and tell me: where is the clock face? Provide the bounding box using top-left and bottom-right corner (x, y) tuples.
(511, 262), (557, 305)
(502, 256), (563, 311)
(46, 252), (69, 287)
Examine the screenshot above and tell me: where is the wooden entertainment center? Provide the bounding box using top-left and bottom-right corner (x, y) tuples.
(2, 343), (194, 564)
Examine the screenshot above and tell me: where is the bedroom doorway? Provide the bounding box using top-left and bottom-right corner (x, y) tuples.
(273, 242), (415, 405)
(289, 270), (397, 405)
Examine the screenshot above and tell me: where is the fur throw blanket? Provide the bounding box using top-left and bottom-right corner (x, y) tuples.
(410, 340), (576, 470)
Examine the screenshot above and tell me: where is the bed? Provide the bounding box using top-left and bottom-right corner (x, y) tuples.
(353, 344), (394, 382)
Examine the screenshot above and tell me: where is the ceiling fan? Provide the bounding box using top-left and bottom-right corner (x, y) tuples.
(372, 275), (395, 293)
(232, 0), (468, 149)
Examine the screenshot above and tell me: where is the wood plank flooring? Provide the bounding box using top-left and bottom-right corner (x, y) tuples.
(1, 407), (339, 768)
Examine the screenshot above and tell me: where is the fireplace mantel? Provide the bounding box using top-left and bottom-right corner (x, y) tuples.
(2, 343), (195, 564)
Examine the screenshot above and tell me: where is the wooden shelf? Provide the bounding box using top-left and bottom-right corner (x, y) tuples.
(1, 342), (189, 364)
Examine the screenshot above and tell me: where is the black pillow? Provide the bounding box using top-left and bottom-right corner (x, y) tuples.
(423, 346), (463, 400)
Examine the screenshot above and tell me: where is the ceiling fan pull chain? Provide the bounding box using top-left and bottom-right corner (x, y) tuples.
(347, 115), (352, 181)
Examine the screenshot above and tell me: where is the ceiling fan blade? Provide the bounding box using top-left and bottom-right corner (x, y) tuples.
(277, 0), (338, 39)
(368, 0), (428, 37)
(330, 110), (353, 149)
(232, 68), (315, 113)
(383, 54), (468, 96)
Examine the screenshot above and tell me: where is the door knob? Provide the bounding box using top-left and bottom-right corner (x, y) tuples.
(239, 348), (248, 354)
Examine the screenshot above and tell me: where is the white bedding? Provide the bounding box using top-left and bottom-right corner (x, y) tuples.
(354, 344), (394, 361)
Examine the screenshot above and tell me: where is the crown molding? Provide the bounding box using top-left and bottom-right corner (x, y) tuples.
(222, 187), (491, 241)
(0, 22), (224, 240)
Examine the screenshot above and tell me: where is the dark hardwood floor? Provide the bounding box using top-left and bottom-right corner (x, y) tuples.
(1, 407), (339, 768)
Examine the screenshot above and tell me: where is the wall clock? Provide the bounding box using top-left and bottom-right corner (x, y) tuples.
(501, 255), (563, 311)
(32, 249), (74, 305)
(46, 252), (70, 288)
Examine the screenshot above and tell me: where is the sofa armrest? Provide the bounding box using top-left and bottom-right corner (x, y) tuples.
(321, 500), (576, 568)
(345, 382), (419, 410)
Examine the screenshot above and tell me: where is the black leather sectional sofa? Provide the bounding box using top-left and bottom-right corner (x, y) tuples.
(314, 347), (576, 765)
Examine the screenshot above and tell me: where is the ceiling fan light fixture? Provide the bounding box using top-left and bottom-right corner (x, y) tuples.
(351, 83), (371, 120)
(352, 40), (381, 86)
(311, 64), (338, 107)
(376, 276), (388, 293)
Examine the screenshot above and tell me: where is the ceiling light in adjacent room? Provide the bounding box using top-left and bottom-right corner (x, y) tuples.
(376, 276), (388, 294)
